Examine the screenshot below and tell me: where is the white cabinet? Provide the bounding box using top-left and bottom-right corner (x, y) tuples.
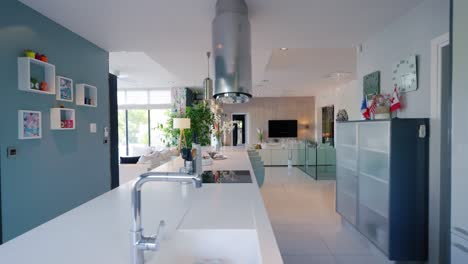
(271, 149), (288, 166)
(258, 149), (271, 166)
(257, 148), (304, 166)
(452, 234), (468, 264)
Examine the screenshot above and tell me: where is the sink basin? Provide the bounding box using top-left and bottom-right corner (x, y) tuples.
(146, 229), (262, 264)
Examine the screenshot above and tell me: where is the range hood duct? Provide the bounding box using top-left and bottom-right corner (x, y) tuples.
(212, 0), (252, 104)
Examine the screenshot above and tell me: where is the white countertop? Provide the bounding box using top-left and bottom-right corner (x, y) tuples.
(0, 147), (283, 264)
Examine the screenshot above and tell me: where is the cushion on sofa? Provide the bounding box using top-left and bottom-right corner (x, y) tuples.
(120, 156), (141, 164)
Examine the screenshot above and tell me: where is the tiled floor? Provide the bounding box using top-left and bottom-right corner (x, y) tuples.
(260, 167), (391, 264)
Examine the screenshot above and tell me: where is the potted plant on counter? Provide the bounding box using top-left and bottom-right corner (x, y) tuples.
(256, 128), (265, 149)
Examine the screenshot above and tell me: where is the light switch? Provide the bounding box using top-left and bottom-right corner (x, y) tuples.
(7, 147), (17, 158)
(90, 123), (97, 133)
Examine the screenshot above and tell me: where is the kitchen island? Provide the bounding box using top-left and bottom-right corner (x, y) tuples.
(0, 147), (282, 264)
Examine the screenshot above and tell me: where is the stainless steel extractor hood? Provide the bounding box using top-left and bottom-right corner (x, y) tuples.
(212, 0), (252, 104)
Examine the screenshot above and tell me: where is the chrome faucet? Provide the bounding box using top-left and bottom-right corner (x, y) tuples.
(130, 145), (203, 264)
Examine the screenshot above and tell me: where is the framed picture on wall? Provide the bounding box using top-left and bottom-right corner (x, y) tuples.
(56, 76), (73, 102)
(18, 110), (42, 140)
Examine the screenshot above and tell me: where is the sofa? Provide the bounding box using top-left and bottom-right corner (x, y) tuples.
(119, 147), (179, 185)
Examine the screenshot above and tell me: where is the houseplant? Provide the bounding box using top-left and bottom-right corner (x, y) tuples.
(160, 102), (214, 148)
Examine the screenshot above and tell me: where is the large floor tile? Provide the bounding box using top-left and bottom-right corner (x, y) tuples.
(261, 167), (392, 264)
(282, 255), (337, 264)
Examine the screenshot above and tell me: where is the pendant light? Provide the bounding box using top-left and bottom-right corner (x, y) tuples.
(204, 51), (213, 101)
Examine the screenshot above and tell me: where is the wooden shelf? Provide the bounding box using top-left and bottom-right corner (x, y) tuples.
(50, 108), (75, 130)
(76, 84), (97, 107)
(18, 57), (56, 94)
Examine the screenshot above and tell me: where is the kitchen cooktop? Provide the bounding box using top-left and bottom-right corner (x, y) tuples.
(201, 170), (252, 184)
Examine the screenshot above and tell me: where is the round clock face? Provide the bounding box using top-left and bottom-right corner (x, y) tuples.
(393, 55), (418, 93)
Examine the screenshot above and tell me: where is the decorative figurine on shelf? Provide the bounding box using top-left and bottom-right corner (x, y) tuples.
(24, 49), (35, 58)
(40, 81), (47, 91)
(30, 78), (39, 90)
(373, 94), (391, 120)
(39, 54), (48, 62)
(35, 53), (42, 60)
(336, 109), (349, 121)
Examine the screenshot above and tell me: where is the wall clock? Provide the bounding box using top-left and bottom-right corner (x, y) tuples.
(392, 55), (418, 93)
(363, 71), (380, 99)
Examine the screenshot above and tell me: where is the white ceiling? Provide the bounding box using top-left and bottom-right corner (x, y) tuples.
(109, 52), (177, 89)
(19, 0), (425, 96)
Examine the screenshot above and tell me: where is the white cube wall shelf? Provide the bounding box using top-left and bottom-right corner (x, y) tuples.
(18, 57), (56, 94)
(50, 108), (75, 130)
(76, 84), (97, 107)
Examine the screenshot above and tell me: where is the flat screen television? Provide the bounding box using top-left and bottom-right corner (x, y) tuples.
(268, 120), (298, 138)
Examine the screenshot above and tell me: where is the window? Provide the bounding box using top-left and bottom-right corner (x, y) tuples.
(149, 90), (171, 105)
(118, 110), (127, 157)
(150, 109), (170, 148)
(117, 89), (172, 156)
(126, 90), (148, 105)
(127, 110), (149, 156)
(118, 89), (172, 108)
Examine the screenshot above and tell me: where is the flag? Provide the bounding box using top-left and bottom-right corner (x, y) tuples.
(361, 97), (370, 119)
(390, 86), (401, 112)
(369, 96), (377, 115)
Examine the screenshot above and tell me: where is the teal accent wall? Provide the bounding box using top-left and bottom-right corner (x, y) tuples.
(0, 0), (110, 242)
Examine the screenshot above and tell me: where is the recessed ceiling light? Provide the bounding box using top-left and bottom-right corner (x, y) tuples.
(280, 48), (288, 51)
(325, 72), (352, 80)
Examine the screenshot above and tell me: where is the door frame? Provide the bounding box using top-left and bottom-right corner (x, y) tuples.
(429, 32), (450, 264)
(231, 113), (249, 145)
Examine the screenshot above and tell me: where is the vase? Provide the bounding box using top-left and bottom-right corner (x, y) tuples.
(215, 136), (222, 152)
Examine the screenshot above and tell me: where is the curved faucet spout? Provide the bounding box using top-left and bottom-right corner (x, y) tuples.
(130, 171), (203, 264)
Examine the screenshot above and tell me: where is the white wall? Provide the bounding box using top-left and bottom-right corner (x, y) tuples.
(222, 97), (315, 145)
(315, 80), (361, 140)
(315, 0), (449, 124)
(357, 0), (450, 118)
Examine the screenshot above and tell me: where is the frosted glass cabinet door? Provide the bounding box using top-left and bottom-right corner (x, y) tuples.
(358, 121), (390, 152)
(337, 145), (357, 171)
(358, 150), (389, 181)
(358, 174), (389, 218)
(337, 122), (357, 146)
(337, 165), (357, 224)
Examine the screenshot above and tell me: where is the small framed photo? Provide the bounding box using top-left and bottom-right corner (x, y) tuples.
(18, 110), (42, 140)
(56, 76), (73, 102)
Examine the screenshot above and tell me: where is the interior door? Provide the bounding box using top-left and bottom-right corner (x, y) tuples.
(232, 114), (246, 145)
